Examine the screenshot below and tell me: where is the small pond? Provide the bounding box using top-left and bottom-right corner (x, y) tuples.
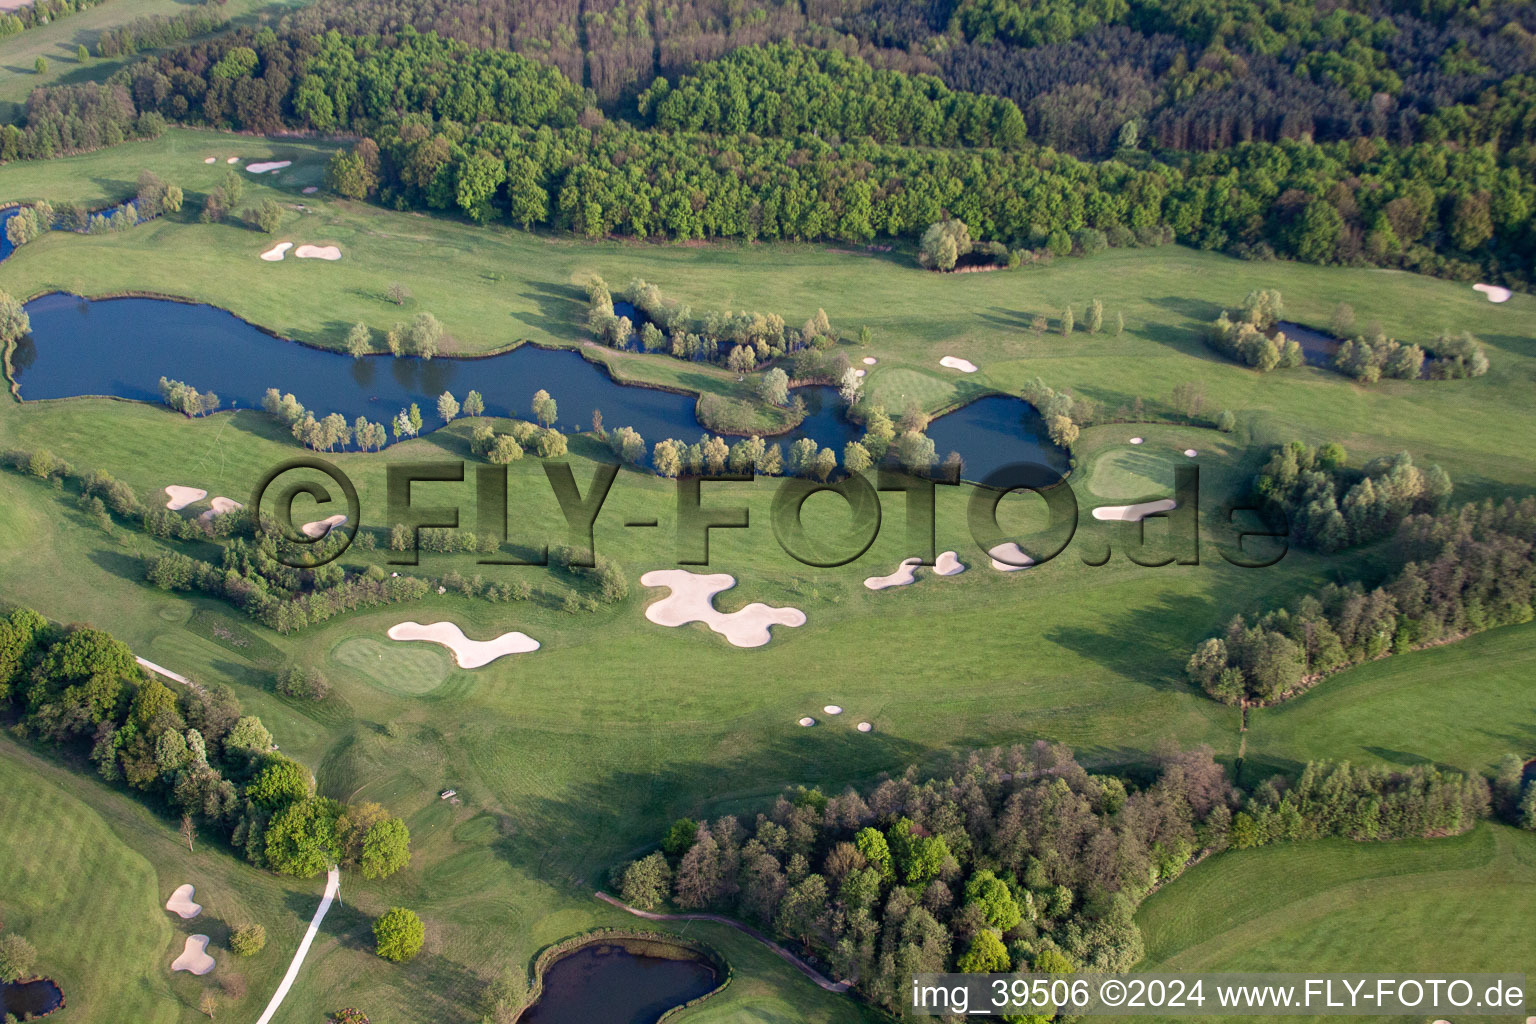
(520, 941), (720, 1024)
(11, 293), (1066, 480)
(0, 207), (19, 263)
(1276, 320), (1340, 368)
(1523, 759), (1535, 789)
(0, 978), (65, 1018)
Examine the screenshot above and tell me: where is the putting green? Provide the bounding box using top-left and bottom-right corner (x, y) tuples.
(332, 635), (453, 694)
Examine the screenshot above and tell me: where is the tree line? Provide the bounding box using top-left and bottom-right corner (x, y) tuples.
(0, 604), (411, 880)
(9, 27), (1535, 285)
(1187, 495), (1536, 704)
(613, 740), (1494, 1015)
(0, 0), (113, 38)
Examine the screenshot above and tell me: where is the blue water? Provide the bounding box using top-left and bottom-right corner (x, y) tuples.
(11, 293), (1065, 480)
(0, 207), (19, 262)
(0, 978), (64, 1018)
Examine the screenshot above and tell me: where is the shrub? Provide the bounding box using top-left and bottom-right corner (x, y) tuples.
(374, 907), (425, 962)
(0, 934), (36, 983)
(230, 923), (267, 956)
(275, 665), (329, 700)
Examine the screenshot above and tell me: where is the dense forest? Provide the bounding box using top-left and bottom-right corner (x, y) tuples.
(271, 0), (1536, 161)
(0, 603), (413, 880)
(3, 0), (1534, 281)
(1187, 496), (1536, 705)
(612, 742), (1492, 1013)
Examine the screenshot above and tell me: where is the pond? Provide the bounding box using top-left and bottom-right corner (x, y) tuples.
(1276, 320), (1340, 368)
(0, 978), (65, 1018)
(520, 941), (720, 1024)
(11, 294), (1065, 481)
(0, 207), (19, 263)
(1523, 759), (1535, 789)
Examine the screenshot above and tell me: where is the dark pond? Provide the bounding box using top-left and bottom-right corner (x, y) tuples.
(0, 207), (19, 263)
(520, 942), (719, 1024)
(11, 293), (1065, 480)
(0, 978), (65, 1018)
(1276, 320), (1340, 368)
(1523, 759), (1535, 789)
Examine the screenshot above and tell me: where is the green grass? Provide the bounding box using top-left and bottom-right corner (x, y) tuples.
(1079, 424), (1234, 501)
(1, 128), (1535, 1022)
(332, 636), (455, 695)
(0, 750), (178, 1022)
(1133, 824), (1536, 1023)
(1243, 619), (1536, 779)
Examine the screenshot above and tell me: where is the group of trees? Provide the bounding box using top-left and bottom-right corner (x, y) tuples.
(4, 202), (51, 248)
(145, 532), (435, 635)
(615, 739), (1493, 1013)
(1206, 288), (1303, 371)
(1332, 323), (1487, 382)
(0, 930), (37, 983)
(0, 604), (412, 879)
(159, 377), (221, 418)
(262, 389), (389, 452)
(585, 276), (837, 371)
(1188, 495), (1536, 704)
(1253, 441), (1452, 552)
(94, 1), (230, 58)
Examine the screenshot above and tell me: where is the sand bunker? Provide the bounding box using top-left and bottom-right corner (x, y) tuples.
(1184, 448), (1198, 457)
(172, 935), (215, 975)
(260, 241), (293, 262)
(864, 558), (921, 591)
(854, 369), (866, 377)
(203, 157), (216, 164)
(300, 514), (347, 538)
(295, 244), (342, 261)
(934, 550), (966, 575)
(798, 717), (815, 726)
(823, 705), (843, 715)
(988, 542), (1035, 572)
(862, 357), (877, 365)
(387, 620), (540, 668)
(1473, 283), (1512, 303)
(198, 497), (243, 522)
(302, 186), (318, 195)
(1093, 498), (1178, 522)
(165, 884), (202, 920)
(245, 160), (292, 174)
(164, 486), (207, 510)
(940, 356), (978, 372)
(1130, 436), (1144, 445)
(857, 721), (873, 732)
(640, 569), (805, 648)
(226, 157), (240, 164)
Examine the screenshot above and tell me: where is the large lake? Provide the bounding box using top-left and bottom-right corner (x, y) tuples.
(11, 293), (1066, 481)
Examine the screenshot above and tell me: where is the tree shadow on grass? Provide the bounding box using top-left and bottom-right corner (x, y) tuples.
(1045, 590), (1225, 691)
(490, 728), (937, 884)
(515, 283), (588, 338)
(86, 545), (151, 584)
